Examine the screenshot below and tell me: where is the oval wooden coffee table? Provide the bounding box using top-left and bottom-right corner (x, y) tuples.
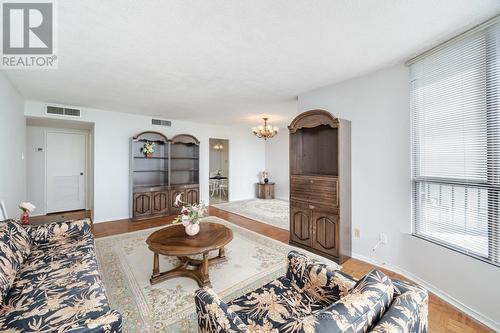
(146, 222), (233, 287)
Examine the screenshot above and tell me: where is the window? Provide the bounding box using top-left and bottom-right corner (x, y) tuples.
(410, 17), (500, 266)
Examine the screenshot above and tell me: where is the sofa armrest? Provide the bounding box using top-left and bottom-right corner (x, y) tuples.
(194, 288), (248, 333)
(28, 218), (93, 245)
(371, 280), (428, 333)
(65, 310), (122, 333)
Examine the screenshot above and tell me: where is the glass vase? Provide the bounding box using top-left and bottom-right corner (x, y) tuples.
(20, 211), (30, 226)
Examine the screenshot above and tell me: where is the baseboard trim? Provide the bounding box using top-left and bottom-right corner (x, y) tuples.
(351, 252), (500, 332)
(94, 216), (130, 224)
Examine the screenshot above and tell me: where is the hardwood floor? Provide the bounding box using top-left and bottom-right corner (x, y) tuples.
(41, 207), (492, 333)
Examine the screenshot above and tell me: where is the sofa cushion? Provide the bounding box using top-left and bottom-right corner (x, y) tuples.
(28, 218), (92, 245)
(371, 280), (428, 333)
(228, 270), (355, 332)
(0, 220), (31, 302)
(0, 233), (113, 332)
(309, 268), (395, 333)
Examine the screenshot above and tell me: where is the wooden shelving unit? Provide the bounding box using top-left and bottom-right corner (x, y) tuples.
(130, 132), (200, 220)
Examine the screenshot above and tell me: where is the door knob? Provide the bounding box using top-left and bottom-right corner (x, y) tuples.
(80, 172), (84, 176)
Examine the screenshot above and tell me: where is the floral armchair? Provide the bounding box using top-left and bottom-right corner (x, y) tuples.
(195, 251), (428, 333)
(0, 218), (122, 333)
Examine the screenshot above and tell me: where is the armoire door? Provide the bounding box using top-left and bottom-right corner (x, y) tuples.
(133, 192), (152, 218)
(290, 203), (311, 246)
(311, 210), (339, 257)
(152, 191), (169, 215)
(185, 188), (199, 205)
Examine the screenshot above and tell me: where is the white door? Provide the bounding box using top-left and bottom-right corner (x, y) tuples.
(46, 132), (86, 213)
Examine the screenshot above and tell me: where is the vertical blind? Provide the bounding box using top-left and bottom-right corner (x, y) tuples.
(410, 17), (500, 266)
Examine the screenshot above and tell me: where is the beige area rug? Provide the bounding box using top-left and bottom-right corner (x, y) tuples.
(95, 216), (339, 333)
(212, 199), (289, 230)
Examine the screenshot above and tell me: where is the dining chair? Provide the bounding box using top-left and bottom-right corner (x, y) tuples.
(219, 179), (228, 199)
(0, 200), (8, 220)
(209, 179), (217, 196)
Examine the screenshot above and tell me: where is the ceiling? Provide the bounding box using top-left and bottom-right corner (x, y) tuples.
(5, 0), (500, 126)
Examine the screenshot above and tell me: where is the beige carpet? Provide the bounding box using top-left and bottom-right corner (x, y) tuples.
(213, 199), (289, 230)
(95, 216), (339, 333)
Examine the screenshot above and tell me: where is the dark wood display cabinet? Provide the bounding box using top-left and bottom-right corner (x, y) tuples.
(130, 132), (200, 220)
(288, 110), (351, 264)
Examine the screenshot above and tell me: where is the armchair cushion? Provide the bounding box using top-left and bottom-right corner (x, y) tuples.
(286, 250), (354, 306)
(312, 268), (394, 333)
(0, 220), (31, 302)
(371, 280), (428, 333)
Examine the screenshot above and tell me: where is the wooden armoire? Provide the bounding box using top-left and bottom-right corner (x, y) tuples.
(288, 110), (351, 264)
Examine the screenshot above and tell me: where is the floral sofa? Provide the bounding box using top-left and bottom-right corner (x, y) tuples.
(0, 218), (122, 332)
(195, 251), (428, 333)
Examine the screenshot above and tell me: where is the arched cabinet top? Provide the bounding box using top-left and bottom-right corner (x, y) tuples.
(288, 109), (339, 133)
(133, 131), (168, 143)
(171, 134), (200, 145)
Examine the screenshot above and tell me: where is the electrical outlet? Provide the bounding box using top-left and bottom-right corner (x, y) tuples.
(379, 233), (388, 244)
(354, 228), (360, 238)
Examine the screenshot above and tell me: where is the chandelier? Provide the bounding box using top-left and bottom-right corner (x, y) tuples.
(252, 118), (278, 140)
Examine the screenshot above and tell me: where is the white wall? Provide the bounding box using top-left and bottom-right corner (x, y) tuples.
(0, 72), (26, 218)
(25, 101), (265, 223)
(265, 133), (291, 200)
(296, 64), (500, 330)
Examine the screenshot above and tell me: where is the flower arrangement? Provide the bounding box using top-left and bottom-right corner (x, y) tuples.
(172, 193), (207, 236)
(19, 202), (36, 226)
(142, 141), (155, 157)
(262, 171), (269, 183)
(19, 202), (36, 213)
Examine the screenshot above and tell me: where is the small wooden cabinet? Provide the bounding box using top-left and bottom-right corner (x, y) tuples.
(152, 191), (169, 215)
(133, 192), (152, 218)
(257, 183), (275, 199)
(311, 210), (339, 258)
(186, 187), (199, 205)
(290, 202), (311, 246)
(169, 188), (185, 214)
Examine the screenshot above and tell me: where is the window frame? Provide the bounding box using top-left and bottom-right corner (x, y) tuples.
(410, 17), (500, 268)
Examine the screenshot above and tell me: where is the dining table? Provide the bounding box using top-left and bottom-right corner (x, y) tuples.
(209, 176), (228, 197)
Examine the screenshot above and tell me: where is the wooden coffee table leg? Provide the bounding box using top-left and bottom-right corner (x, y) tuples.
(199, 252), (211, 287)
(152, 253), (160, 278)
(218, 247), (225, 258)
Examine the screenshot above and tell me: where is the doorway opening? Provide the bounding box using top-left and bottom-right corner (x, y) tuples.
(209, 138), (229, 205)
(26, 116), (94, 219)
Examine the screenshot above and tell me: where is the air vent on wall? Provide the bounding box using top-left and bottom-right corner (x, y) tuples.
(152, 118), (171, 127)
(46, 106), (81, 118)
